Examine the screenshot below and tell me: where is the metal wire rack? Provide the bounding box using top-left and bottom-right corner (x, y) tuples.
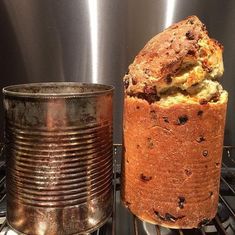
(0, 144), (234, 235)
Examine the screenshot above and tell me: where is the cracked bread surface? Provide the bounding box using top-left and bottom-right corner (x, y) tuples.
(121, 15), (228, 228)
(124, 15), (226, 103)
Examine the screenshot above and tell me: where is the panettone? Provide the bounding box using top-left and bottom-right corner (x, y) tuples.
(121, 15), (228, 228)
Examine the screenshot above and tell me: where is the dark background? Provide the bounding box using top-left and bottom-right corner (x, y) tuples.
(0, 0), (235, 146)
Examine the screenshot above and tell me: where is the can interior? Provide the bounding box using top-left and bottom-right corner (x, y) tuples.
(3, 82), (113, 98)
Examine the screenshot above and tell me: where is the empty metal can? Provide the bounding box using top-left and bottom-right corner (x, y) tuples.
(3, 82), (114, 235)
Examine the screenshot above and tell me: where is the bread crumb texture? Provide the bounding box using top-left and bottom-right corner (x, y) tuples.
(123, 15), (227, 105)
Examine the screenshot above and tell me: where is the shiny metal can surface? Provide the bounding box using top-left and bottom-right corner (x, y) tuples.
(3, 82), (113, 235)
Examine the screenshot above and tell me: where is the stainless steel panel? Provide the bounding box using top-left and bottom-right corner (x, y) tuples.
(0, 0), (235, 144)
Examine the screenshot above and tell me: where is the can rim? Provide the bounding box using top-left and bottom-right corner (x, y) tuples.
(3, 82), (114, 98)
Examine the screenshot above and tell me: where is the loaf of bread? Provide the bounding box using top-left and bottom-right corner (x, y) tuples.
(121, 16), (228, 228)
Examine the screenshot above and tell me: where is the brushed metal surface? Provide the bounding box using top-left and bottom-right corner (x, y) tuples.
(3, 83), (113, 235)
(0, 0), (235, 145)
(0, 2), (235, 235)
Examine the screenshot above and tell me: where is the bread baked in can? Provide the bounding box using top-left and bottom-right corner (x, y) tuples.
(121, 15), (228, 228)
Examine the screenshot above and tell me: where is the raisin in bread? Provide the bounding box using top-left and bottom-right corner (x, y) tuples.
(121, 15), (228, 229)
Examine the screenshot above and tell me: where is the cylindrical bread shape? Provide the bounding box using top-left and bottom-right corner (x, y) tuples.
(122, 96), (227, 228)
(121, 15), (228, 229)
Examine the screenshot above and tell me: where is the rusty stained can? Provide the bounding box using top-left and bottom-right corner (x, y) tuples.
(3, 82), (113, 235)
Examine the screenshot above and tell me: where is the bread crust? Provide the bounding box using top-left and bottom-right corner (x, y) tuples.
(121, 96), (227, 228)
(124, 15), (223, 96)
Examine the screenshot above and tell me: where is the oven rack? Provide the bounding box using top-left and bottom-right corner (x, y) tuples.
(0, 144), (234, 235)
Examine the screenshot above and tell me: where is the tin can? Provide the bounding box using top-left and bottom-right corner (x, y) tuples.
(3, 82), (113, 235)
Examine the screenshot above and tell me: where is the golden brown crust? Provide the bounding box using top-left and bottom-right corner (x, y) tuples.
(124, 15), (223, 97)
(121, 97), (227, 228)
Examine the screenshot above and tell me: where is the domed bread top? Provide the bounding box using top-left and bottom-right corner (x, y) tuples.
(124, 16), (225, 104)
